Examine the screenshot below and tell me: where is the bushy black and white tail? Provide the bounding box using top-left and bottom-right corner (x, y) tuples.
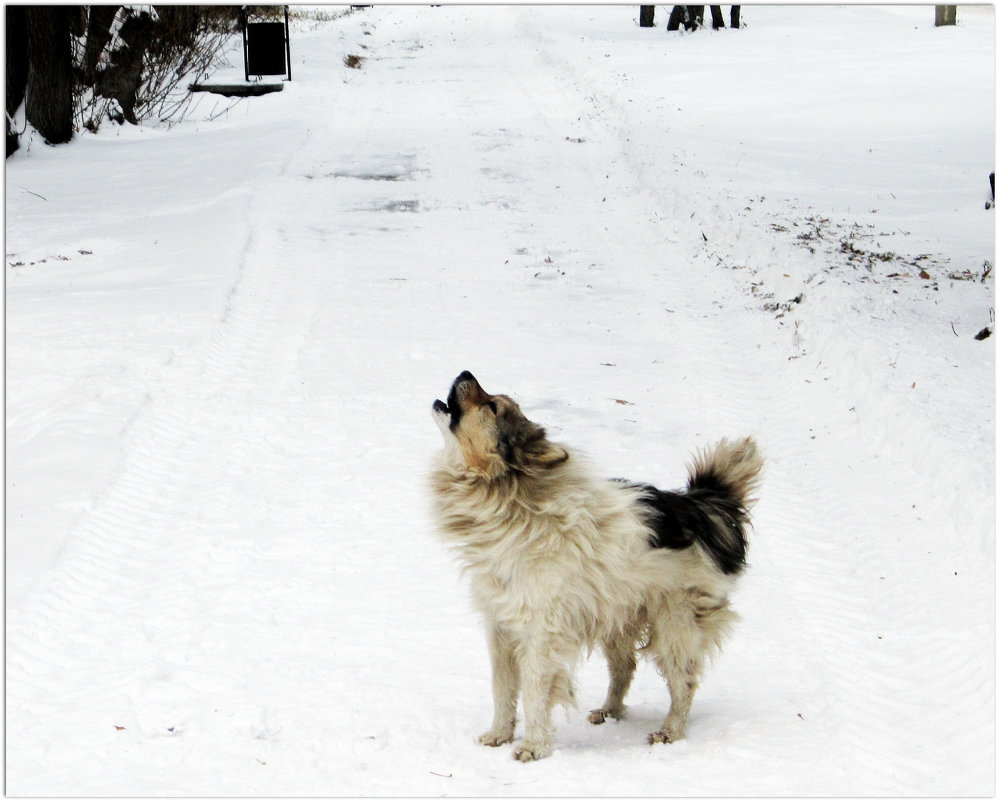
(684, 436), (762, 575)
(687, 436), (763, 509)
(634, 437), (762, 575)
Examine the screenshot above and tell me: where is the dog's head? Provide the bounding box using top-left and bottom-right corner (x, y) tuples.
(433, 371), (568, 479)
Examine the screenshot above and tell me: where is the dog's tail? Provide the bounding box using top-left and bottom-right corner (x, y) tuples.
(685, 437), (762, 575)
(687, 436), (762, 509)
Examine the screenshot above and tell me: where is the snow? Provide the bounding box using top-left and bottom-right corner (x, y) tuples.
(5, 5), (994, 796)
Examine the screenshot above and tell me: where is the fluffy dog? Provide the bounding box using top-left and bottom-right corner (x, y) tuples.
(430, 371), (761, 762)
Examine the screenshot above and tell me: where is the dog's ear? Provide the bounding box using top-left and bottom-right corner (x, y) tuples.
(493, 404), (569, 475)
(507, 423), (568, 473)
(519, 431), (569, 472)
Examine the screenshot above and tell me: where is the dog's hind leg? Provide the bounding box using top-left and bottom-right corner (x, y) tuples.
(479, 624), (519, 747)
(647, 589), (736, 745)
(588, 632), (637, 724)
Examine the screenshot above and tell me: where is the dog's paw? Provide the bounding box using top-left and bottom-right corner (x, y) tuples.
(647, 728), (685, 745)
(513, 741), (550, 762)
(479, 729), (515, 747)
(588, 707), (624, 725)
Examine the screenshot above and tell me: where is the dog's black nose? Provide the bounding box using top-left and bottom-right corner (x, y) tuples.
(455, 370), (476, 384)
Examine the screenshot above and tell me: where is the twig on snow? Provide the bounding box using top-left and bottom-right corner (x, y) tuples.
(20, 187), (48, 202)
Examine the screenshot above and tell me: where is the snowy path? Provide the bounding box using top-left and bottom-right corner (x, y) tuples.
(6, 6), (993, 795)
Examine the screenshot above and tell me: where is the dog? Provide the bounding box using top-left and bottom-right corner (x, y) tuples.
(430, 371), (762, 762)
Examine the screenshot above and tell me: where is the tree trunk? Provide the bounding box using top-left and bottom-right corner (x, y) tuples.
(156, 6), (201, 48)
(934, 5), (956, 26)
(709, 5), (725, 29)
(94, 7), (158, 124)
(6, 5), (28, 155)
(25, 5), (75, 145)
(81, 5), (120, 84)
(639, 5), (656, 27)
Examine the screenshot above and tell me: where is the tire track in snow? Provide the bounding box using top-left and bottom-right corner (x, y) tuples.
(6, 110), (329, 791)
(654, 146), (990, 797)
(662, 277), (987, 792)
(9, 20), (491, 789)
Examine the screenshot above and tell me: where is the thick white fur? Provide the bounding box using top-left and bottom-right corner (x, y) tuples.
(431, 408), (755, 762)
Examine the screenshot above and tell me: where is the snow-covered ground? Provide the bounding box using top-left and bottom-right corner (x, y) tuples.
(5, 5), (994, 795)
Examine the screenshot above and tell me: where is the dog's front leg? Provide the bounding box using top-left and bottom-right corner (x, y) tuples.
(479, 623), (519, 747)
(513, 637), (572, 762)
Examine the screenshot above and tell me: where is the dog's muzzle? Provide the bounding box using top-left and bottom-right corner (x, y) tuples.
(433, 370), (479, 429)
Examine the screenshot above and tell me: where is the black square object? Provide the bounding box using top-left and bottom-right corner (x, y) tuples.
(246, 22), (287, 76)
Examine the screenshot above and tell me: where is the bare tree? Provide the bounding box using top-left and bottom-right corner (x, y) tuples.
(6, 6), (28, 155)
(76, 6), (236, 132)
(24, 6), (77, 145)
(6, 5), (238, 154)
(79, 5), (118, 84)
(91, 7), (159, 124)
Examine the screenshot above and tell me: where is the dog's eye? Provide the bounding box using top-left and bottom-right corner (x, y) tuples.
(486, 400), (498, 414)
